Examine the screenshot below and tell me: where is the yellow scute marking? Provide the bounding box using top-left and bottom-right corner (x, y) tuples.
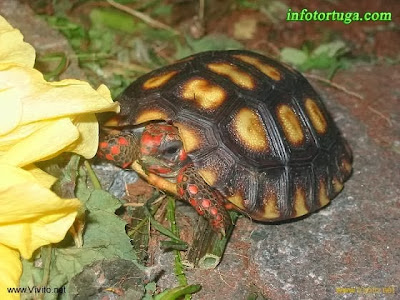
(182, 78), (226, 110)
(175, 123), (201, 153)
(332, 177), (344, 193)
(227, 191), (246, 210)
(135, 110), (168, 124)
(104, 116), (120, 126)
(233, 54), (281, 81)
(319, 180), (330, 207)
(277, 104), (305, 146)
(198, 168), (218, 186)
(305, 98), (328, 134)
(262, 193), (280, 219)
(342, 158), (352, 174)
(233, 108), (269, 152)
(143, 71), (178, 89)
(207, 62), (255, 89)
(294, 186), (309, 217)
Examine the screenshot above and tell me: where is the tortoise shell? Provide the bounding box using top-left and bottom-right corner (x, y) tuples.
(112, 50), (352, 221)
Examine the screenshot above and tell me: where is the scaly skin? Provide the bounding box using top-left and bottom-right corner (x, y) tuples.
(98, 123), (232, 235)
(177, 164), (231, 236)
(97, 130), (140, 169)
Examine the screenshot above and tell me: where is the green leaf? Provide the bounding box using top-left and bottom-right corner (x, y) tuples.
(176, 35), (243, 59)
(20, 164), (140, 299)
(280, 47), (308, 66)
(312, 40), (347, 58)
(42, 16), (87, 51)
(152, 3), (173, 17)
(259, 0), (289, 23)
(154, 284), (202, 300)
(89, 8), (139, 33)
(144, 205), (185, 243)
(280, 41), (349, 71)
(144, 281), (157, 299)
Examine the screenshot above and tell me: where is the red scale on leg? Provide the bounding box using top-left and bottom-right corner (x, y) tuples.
(215, 214), (223, 222)
(177, 172), (184, 183)
(178, 187), (185, 197)
(189, 198), (198, 209)
(201, 199), (211, 208)
(209, 207), (218, 216)
(188, 184), (199, 195)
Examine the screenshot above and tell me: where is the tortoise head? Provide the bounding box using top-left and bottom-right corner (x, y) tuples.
(98, 123), (188, 178)
(139, 123), (188, 178)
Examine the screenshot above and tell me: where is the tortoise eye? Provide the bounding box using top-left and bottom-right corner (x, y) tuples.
(165, 146), (179, 155)
(160, 140), (182, 158)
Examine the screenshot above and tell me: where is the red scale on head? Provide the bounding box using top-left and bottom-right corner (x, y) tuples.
(99, 142), (109, 149)
(105, 154), (114, 161)
(178, 150), (188, 162)
(121, 162), (132, 169)
(111, 145), (120, 155)
(140, 130), (163, 155)
(118, 137), (129, 145)
(149, 165), (172, 174)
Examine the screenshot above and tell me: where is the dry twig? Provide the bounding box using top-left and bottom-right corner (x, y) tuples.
(305, 73), (364, 100)
(367, 105), (393, 127)
(107, 0), (180, 35)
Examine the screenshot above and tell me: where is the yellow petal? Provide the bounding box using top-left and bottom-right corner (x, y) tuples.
(0, 165), (80, 259)
(0, 163), (39, 189)
(0, 165), (80, 222)
(24, 164), (57, 189)
(0, 65), (118, 125)
(0, 120), (50, 155)
(0, 244), (21, 300)
(66, 114), (99, 159)
(0, 87), (22, 136)
(63, 84), (118, 158)
(0, 118), (79, 167)
(0, 15), (35, 68)
(20, 72), (118, 125)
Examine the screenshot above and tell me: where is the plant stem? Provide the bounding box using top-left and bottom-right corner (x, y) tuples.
(84, 160), (102, 189)
(183, 212), (238, 269)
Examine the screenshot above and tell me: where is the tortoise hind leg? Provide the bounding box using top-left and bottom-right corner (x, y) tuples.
(177, 164), (232, 236)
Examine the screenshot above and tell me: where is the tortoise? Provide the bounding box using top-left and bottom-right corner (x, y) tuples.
(97, 50), (352, 235)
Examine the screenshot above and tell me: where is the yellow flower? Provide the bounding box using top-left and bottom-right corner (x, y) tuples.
(0, 15), (119, 299)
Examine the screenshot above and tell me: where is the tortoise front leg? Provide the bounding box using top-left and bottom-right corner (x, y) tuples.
(177, 164), (232, 236)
